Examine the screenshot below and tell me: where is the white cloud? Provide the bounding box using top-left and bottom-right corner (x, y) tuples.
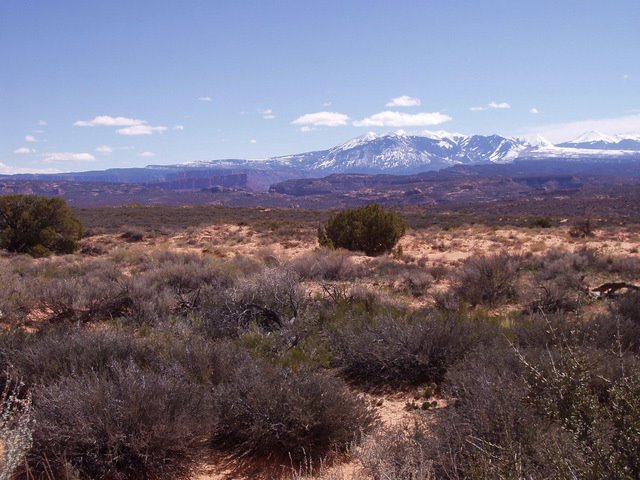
(260, 109), (275, 120)
(24, 135), (36, 142)
(386, 95), (421, 107)
(197, 96), (212, 102)
(470, 101), (511, 112)
(521, 113), (640, 143)
(13, 147), (33, 154)
(173, 125), (185, 131)
(139, 151), (156, 157)
(74, 115), (145, 127)
(300, 126), (316, 132)
(529, 108), (540, 114)
(292, 111), (351, 127)
(249, 139), (257, 144)
(0, 162), (59, 174)
(353, 110), (452, 127)
(96, 145), (113, 154)
(116, 125), (168, 136)
(322, 101), (332, 107)
(43, 152), (95, 163)
(37, 120), (47, 126)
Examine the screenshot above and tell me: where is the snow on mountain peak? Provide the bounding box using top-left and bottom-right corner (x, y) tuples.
(617, 132), (640, 141)
(519, 134), (554, 148)
(419, 129), (467, 141)
(337, 132), (379, 150)
(568, 130), (617, 144)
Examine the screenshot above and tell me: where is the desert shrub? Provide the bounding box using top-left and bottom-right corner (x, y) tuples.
(533, 258), (586, 291)
(124, 251), (234, 323)
(550, 248), (640, 278)
(433, 289), (463, 312)
(226, 254), (262, 276)
(1, 328), (156, 386)
(604, 256), (640, 277)
(359, 424), (435, 480)
(34, 260), (131, 322)
(614, 290), (640, 325)
(397, 270), (433, 297)
(430, 343), (561, 479)
(211, 354), (375, 462)
(531, 216), (553, 228)
(140, 250), (233, 293)
(0, 195), (82, 256)
(421, 321), (640, 480)
(453, 252), (521, 306)
(0, 262), (35, 323)
(0, 375), (33, 480)
(318, 204), (406, 256)
(426, 263), (449, 281)
(588, 314), (640, 353)
(507, 312), (585, 350)
(199, 266), (302, 338)
(120, 227), (145, 242)
(0, 326), (232, 391)
(27, 363), (212, 479)
(124, 276), (176, 324)
(290, 248), (361, 281)
(331, 312), (480, 387)
(569, 217), (594, 238)
(354, 340), (568, 478)
(521, 344), (640, 478)
(366, 256), (428, 278)
(524, 280), (582, 314)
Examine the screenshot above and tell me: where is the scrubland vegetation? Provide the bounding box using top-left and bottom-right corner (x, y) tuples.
(1, 200), (640, 479)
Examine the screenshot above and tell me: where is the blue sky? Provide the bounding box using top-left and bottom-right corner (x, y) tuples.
(1, 0), (639, 173)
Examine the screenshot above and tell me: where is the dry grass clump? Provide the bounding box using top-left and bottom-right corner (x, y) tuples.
(29, 363), (211, 480)
(452, 252), (522, 306)
(120, 226), (146, 242)
(35, 259), (131, 322)
(290, 248), (362, 281)
(198, 266), (303, 338)
(359, 424), (435, 480)
(211, 349), (376, 462)
(123, 250), (234, 324)
(330, 311), (480, 387)
(0, 328), (156, 386)
(534, 247), (640, 279)
(0, 262), (34, 324)
(525, 270), (585, 315)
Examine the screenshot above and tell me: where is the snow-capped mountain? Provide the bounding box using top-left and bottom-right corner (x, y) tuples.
(165, 131), (640, 177)
(270, 132), (532, 174)
(558, 131), (640, 151)
(5, 131), (640, 193)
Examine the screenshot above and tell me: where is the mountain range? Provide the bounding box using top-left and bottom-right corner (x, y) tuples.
(3, 130), (640, 192)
